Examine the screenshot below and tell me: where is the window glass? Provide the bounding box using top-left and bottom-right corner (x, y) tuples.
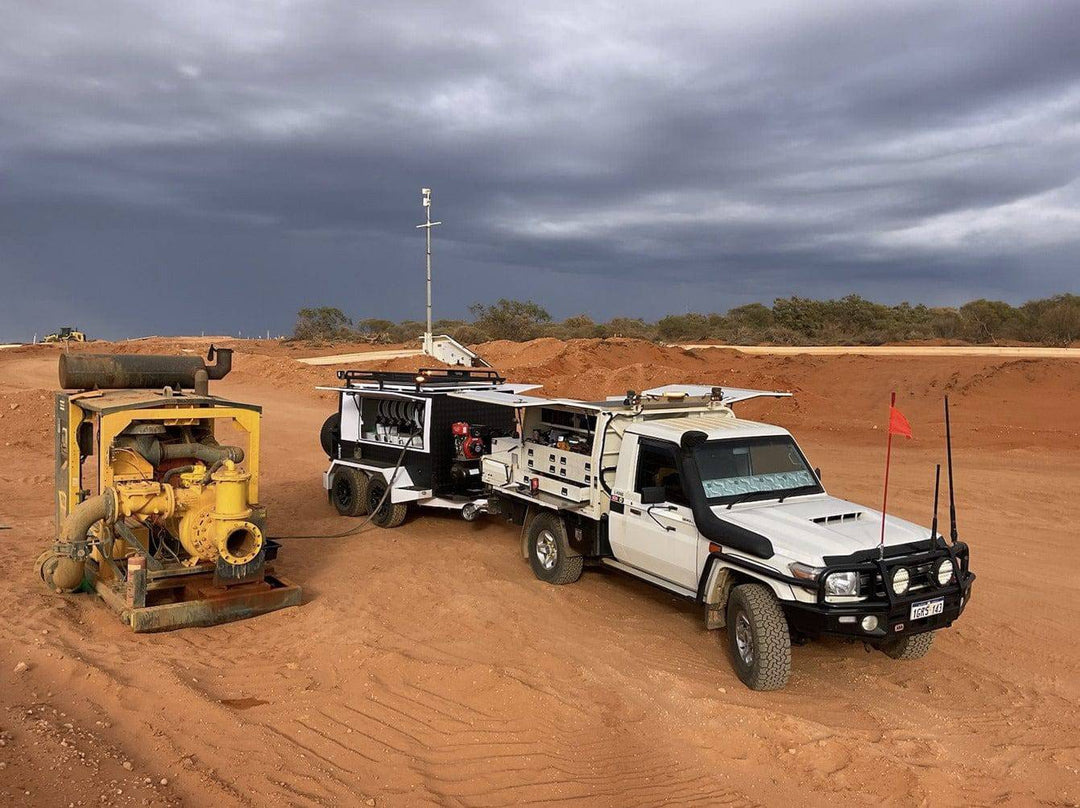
(634, 442), (688, 506)
(694, 437), (819, 502)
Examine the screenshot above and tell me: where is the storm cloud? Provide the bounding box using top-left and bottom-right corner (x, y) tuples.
(1, 0), (1078, 339)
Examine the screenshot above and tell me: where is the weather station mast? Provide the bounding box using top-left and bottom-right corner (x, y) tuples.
(416, 187), (442, 356)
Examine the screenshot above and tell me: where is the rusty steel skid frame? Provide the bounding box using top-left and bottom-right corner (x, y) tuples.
(85, 558), (301, 632)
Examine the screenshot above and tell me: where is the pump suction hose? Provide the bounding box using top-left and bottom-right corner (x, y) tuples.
(39, 491), (117, 592)
(60, 491), (115, 546)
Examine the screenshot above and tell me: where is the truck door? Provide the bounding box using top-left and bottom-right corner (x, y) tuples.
(608, 437), (699, 589)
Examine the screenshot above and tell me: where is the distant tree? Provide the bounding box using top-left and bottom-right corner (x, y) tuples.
(726, 303), (773, 329)
(1032, 294), (1080, 345)
(557, 314), (600, 339)
(958, 299), (1022, 343)
(603, 317), (654, 340)
(388, 320), (426, 343)
(293, 307), (353, 341)
(655, 313), (710, 341)
(450, 324), (490, 344)
(468, 299), (551, 341)
(355, 318), (394, 343)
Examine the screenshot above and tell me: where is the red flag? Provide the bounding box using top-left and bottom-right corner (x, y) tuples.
(879, 392), (912, 552)
(888, 406), (913, 438)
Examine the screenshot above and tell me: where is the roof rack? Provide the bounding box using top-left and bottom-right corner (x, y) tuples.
(335, 367), (506, 391)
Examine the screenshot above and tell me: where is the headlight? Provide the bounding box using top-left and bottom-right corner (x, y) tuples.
(825, 571), (859, 597)
(935, 558), (954, 586)
(891, 567), (910, 595)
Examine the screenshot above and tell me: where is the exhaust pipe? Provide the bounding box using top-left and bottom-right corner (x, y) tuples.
(59, 346), (233, 390)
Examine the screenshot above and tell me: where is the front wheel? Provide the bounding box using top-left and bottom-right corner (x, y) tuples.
(724, 583), (791, 691)
(526, 513), (582, 585)
(880, 631), (934, 660)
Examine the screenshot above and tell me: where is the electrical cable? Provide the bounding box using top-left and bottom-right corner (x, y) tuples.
(269, 432), (415, 541)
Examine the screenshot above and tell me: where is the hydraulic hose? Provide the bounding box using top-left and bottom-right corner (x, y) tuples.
(161, 465), (196, 486)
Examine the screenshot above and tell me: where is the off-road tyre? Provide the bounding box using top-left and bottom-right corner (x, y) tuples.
(526, 512), (583, 585)
(331, 466), (370, 517)
(725, 583), (791, 691)
(880, 631), (934, 660)
(366, 476), (408, 529)
(320, 412), (341, 458)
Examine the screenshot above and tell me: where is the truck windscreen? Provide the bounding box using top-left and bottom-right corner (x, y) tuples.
(693, 436), (822, 505)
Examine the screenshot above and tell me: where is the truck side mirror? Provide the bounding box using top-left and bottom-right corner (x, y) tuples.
(814, 467), (822, 480)
(640, 486), (666, 505)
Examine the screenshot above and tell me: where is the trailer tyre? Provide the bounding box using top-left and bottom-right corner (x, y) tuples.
(367, 476), (408, 529)
(880, 631), (934, 660)
(725, 583), (791, 691)
(527, 513), (582, 585)
(320, 412), (341, 458)
(331, 467), (370, 517)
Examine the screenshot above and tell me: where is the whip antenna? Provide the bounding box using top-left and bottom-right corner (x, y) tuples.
(945, 396), (958, 544)
(929, 463), (941, 550)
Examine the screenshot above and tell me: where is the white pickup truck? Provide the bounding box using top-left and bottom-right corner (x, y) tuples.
(448, 384), (975, 690)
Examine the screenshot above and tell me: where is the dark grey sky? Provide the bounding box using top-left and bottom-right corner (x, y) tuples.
(1, 1), (1078, 340)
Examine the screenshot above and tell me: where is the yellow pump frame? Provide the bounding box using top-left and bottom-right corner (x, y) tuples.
(52, 387), (299, 632)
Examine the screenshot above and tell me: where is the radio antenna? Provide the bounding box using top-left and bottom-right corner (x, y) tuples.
(944, 396), (958, 544)
(929, 463), (941, 550)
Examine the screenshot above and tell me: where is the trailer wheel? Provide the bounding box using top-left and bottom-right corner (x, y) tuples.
(527, 513), (582, 585)
(880, 631), (934, 660)
(331, 467), (370, 517)
(320, 412), (341, 458)
(366, 476), (408, 528)
(725, 583), (791, 691)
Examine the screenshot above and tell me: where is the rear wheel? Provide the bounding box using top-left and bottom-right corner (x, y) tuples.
(331, 467), (370, 517)
(366, 476), (408, 528)
(724, 583), (791, 691)
(320, 412), (341, 458)
(880, 631), (934, 660)
(526, 513), (582, 585)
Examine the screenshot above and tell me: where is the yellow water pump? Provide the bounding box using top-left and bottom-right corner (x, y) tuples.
(37, 348), (300, 632)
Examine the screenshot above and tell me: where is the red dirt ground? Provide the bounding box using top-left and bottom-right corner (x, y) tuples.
(0, 337), (1077, 807)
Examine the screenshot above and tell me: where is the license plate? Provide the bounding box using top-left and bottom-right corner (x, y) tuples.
(910, 597), (944, 621)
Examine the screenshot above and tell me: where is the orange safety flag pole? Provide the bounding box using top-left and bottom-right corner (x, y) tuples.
(880, 392), (913, 555)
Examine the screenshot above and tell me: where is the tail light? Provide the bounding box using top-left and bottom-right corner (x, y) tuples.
(529, 477), (540, 494)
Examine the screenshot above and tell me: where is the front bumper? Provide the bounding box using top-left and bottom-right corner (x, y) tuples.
(784, 572), (975, 642)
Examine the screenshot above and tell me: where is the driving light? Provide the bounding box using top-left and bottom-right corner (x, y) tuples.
(860, 615), (879, 632)
(825, 571), (859, 597)
(891, 567), (910, 595)
(935, 558), (954, 586)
